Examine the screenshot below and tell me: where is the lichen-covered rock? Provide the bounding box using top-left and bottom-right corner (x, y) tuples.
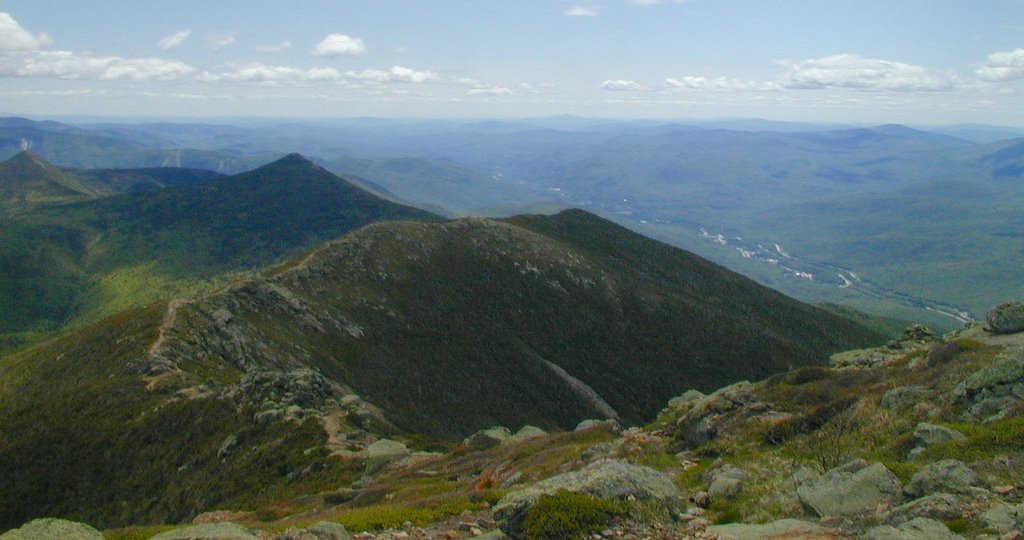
(674, 381), (759, 446)
(150, 522), (259, 540)
(364, 438), (410, 474)
(305, 522), (354, 540)
(913, 423), (966, 446)
(987, 301), (1024, 334)
(982, 502), (1024, 534)
(707, 519), (829, 539)
(885, 493), (977, 524)
(864, 517), (964, 540)
(952, 348), (1024, 419)
(0, 518), (103, 540)
(463, 426), (512, 450)
(905, 460), (984, 498)
(706, 464), (746, 502)
(797, 461), (903, 517)
(493, 460), (681, 539)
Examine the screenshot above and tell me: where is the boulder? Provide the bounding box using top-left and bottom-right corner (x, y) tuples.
(905, 460), (984, 498)
(953, 348), (1024, 419)
(913, 423), (966, 446)
(510, 425), (547, 442)
(885, 493), (975, 524)
(797, 461), (903, 517)
(665, 389), (706, 410)
(463, 426), (512, 450)
(902, 324), (936, 342)
(306, 522), (354, 540)
(0, 518), (103, 540)
(982, 502), (1024, 534)
(674, 381), (758, 446)
(150, 522), (259, 540)
(493, 460), (681, 539)
(864, 517), (963, 540)
(706, 464), (746, 502)
(707, 519), (829, 539)
(987, 301), (1024, 334)
(574, 419), (621, 433)
(364, 438), (410, 475)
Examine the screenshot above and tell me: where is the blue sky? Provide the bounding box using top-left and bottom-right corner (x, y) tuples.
(1, 1), (1023, 124)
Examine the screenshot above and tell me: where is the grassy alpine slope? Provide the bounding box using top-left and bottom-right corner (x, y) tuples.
(0, 209), (884, 529)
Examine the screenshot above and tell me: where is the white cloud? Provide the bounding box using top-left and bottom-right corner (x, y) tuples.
(206, 32), (237, 51)
(467, 85), (513, 96)
(157, 30), (190, 51)
(976, 48), (1024, 82)
(0, 50), (194, 80)
(565, 6), (598, 17)
(313, 33), (366, 57)
(0, 12), (52, 51)
(255, 41), (293, 53)
(600, 79), (644, 91)
(665, 76), (762, 90)
(778, 54), (957, 91)
(200, 63), (342, 84)
(346, 65), (438, 83)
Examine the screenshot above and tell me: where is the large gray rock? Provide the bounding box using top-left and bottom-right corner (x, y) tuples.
(913, 423), (966, 446)
(885, 493), (975, 524)
(675, 381), (757, 446)
(463, 426), (512, 450)
(904, 459), (984, 498)
(707, 519), (828, 539)
(364, 438), (410, 475)
(797, 461), (903, 517)
(150, 522), (259, 540)
(510, 425), (547, 443)
(864, 517), (964, 540)
(983, 502), (1024, 534)
(987, 301), (1024, 334)
(275, 522), (353, 540)
(953, 348), (1024, 419)
(707, 464), (746, 502)
(0, 518), (103, 540)
(493, 460), (681, 539)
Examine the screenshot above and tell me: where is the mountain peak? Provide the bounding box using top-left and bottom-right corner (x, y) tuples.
(0, 151), (95, 215)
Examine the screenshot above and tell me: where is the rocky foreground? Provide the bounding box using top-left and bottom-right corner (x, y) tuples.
(5, 311), (1024, 539)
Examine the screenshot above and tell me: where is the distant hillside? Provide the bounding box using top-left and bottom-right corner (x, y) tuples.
(0, 209), (884, 529)
(66, 166), (225, 194)
(0, 153), (439, 350)
(0, 151), (96, 216)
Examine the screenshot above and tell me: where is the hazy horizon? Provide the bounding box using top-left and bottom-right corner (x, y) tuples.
(1, 1), (1023, 124)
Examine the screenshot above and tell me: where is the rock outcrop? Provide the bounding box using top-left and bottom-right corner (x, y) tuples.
(987, 301), (1024, 334)
(797, 461), (903, 517)
(0, 518), (103, 540)
(904, 459), (985, 498)
(150, 522), (260, 540)
(953, 347), (1024, 419)
(493, 460), (681, 539)
(864, 517), (964, 540)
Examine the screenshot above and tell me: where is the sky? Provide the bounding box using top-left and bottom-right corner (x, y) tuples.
(1, 0), (1023, 125)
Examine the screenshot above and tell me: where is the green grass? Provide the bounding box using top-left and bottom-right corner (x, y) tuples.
(924, 417), (1024, 461)
(522, 490), (626, 540)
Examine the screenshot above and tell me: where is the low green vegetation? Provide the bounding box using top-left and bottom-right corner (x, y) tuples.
(522, 490), (626, 540)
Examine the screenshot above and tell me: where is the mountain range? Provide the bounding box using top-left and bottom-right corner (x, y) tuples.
(0, 152), (436, 352)
(5, 116), (1023, 331)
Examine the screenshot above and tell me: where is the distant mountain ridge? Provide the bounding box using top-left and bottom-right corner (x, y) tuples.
(0, 152), (439, 350)
(0, 208), (885, 528)
(0, 151), (96, 216)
